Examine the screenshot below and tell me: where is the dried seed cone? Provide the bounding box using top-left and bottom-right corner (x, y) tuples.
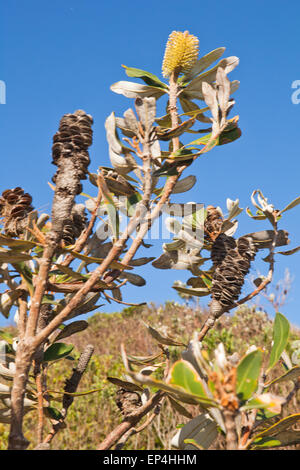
(0, 187), (33, 237)
(52, 110), (93, 195)
(162, 31), (199, 78)
(204, 205), (224, 242)
(116, 388), (142, 417)
(62, 203), (87, 246)
(211, 234), (257, 315)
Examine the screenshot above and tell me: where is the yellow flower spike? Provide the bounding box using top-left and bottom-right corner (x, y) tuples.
(162, 30), (199, 78)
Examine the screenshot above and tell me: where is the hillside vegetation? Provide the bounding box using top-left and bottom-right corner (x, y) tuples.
(0, 302), (299, 450)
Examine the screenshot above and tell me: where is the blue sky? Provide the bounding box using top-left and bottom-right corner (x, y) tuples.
(1, 0), (300, 327)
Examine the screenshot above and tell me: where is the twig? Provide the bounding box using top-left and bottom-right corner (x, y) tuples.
(62, 182), (103, 267)
(98, 391), (164, 450)
(223, 409), (239, 450)
(43, 344), (94, 446)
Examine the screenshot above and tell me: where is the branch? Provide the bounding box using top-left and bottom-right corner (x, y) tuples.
(98, 391), (164, 450)
(43, 344), (94, 446)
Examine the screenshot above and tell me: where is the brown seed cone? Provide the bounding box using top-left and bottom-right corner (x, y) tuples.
(62, 204), (87, 246)
(116, 388), (142, 417)
(204, 206), (224, 241)
(51, 110), (93, 195)
(0, 187), (33, 237)
(211, 234), (257, 315)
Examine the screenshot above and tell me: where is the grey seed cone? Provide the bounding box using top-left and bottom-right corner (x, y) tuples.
(62, 204), (87, 246)
(52, 110), (93, 195)
(211, 234), (257, 314)
(0, 187), (33, 237)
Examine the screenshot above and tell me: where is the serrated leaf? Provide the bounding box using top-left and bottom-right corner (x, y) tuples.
(236, 349), (263, 401)
(43, 343), (74, 362)
(267, 313), (290, 373)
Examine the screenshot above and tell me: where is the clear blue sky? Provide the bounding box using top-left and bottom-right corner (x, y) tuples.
(1, 0), (300, 327)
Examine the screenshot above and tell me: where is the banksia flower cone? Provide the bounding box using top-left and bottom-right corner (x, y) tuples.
(52, 110), (93, 195)
(162, 31), (199, 78)
(210, 234), (257, 317)
(0, 187), (33, 237)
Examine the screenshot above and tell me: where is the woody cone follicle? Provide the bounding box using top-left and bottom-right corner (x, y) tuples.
(0, 187), (33, 237)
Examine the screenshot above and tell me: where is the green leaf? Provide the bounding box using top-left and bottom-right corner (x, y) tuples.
(52, 264), (88, 281)
(0, 235), (39, 250)
(126, 192), (142, 217)
(13, 262), (34, 296)
(44, 406), (63, 421)
(218, 126), (242, 145)
(0, 329), (14, 344)
(130, 370), (216, 407)
(173, 285), (210, 297)
(122, 65), (168, 89)
(252, 431), (300, 449)
(236, 349), (263, 401)
(107, 376), (143, 392)
(267, 313), (290, 373)
(54, 321), (89, 342)
(61, 248), (132, 270)
(168, 360), (208, 399)
(43, 343), (74, 362)
(253, 413), (300, 443)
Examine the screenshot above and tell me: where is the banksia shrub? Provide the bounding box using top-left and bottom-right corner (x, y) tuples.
(0, 187), (33, 237)
(162, 30), (199, 78)
(211, 234), (257, 316)
(52, 110), (93, 195)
